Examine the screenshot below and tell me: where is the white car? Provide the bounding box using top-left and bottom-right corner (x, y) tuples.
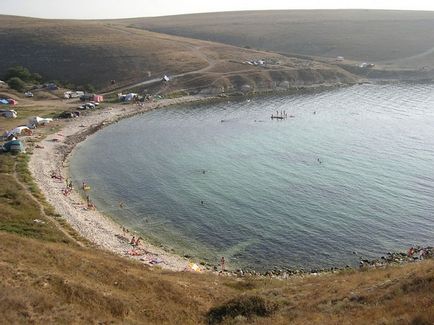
(78, 103), (96, 110)
(24, 91), (34, 97)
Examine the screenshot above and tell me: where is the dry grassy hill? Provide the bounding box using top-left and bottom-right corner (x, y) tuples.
(0, 15), (359, 93)
(124, 10), (434, 71)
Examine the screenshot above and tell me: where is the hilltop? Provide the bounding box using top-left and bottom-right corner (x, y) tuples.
(124, 10), (434, 79)
(0, 15), (358, 94)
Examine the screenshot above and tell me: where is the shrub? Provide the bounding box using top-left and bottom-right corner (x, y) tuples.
(4, 66), (33, 82)
(207, 295), (278, 324)
(31, 72), (42, 83)
(3, 66), (44, 87)
(7, 77), (26, 92)
(83, 83), (96, 93)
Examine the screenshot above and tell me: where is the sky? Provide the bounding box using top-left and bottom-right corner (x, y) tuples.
(2, 0), (434, 19)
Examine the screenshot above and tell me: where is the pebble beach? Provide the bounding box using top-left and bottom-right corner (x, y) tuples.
(29, 96), (209, 272)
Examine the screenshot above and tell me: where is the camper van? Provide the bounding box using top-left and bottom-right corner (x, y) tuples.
(64, 91), (85, 99)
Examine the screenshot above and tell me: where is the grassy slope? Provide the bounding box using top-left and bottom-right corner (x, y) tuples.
(0, 15), (358, 92)
(125, 10), (434, 69)
(0, 15), (208, 89)
(0, 151), (433, 324)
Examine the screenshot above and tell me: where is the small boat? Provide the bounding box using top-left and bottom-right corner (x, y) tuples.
(271, 115), (286, 120)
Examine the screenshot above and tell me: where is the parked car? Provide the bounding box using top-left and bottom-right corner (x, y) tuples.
(78, 103), (96, 110)
(58, 111), (80, 118)
(24, 91), (34, 97)
(79, 93), (94, 101)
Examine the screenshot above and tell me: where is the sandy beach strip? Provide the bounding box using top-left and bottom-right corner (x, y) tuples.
(29, 96), (210, 272)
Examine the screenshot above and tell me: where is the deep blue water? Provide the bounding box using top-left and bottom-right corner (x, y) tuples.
(71, 84), (434, 270)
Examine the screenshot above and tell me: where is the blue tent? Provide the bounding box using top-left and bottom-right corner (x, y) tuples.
(0, 99), (9, 105)
(3, 140), (24, 153)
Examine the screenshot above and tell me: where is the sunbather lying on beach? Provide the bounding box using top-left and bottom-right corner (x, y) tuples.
(51, 171), (62, 180)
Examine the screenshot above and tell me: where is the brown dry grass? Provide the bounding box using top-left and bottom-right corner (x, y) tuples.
(1, 226), (433, 324)
(126, 10), (434, 68)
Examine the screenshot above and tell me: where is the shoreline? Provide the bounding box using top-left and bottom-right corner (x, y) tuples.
(29, 95), (216, 272)
(28, 87), (433, 277)
(27, 84), (352, 274)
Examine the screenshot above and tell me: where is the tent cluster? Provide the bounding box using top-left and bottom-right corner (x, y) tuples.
(1, 116), (53, 153)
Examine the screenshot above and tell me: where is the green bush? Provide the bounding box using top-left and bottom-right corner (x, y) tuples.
(207, 295), (278, 324)
(31, 72), (43, 83)
(7, 77), (26, 92)
(4, 66), (43, 85)
(4, 66), (32, 82)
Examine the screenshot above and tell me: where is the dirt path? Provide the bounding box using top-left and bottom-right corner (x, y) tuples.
(100, 26), (219, 95)
(378, 44), (434, 65)
(12, 162), (85, 247)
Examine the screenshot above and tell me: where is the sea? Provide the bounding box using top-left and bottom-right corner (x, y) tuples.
(70, 83), (434, 271)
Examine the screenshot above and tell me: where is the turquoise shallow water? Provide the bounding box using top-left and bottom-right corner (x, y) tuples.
(71, 84), (434, 270)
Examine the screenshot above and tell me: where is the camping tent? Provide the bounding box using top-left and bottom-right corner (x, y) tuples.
(118, 93), (138, 102)
(28, 116), (53, 127)
(7, 99), (17, 105)
(0, 109), (17, 118)
(92, 95), (104, 102)
(2, 140), (24, 153)
(5, 126), (32, 137)
(0, 99), (9, 105)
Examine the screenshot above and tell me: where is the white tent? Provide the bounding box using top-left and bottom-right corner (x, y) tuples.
(28, 116), (53, 127)
(8, 126), (32, 137)
(125, 93), (137, 101)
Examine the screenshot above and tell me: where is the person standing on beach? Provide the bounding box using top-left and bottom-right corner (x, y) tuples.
(220, 256), (225, 273)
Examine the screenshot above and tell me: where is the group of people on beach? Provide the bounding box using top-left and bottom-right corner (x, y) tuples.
(130, 236), (142, 247)
(408, 246), (428, 260)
